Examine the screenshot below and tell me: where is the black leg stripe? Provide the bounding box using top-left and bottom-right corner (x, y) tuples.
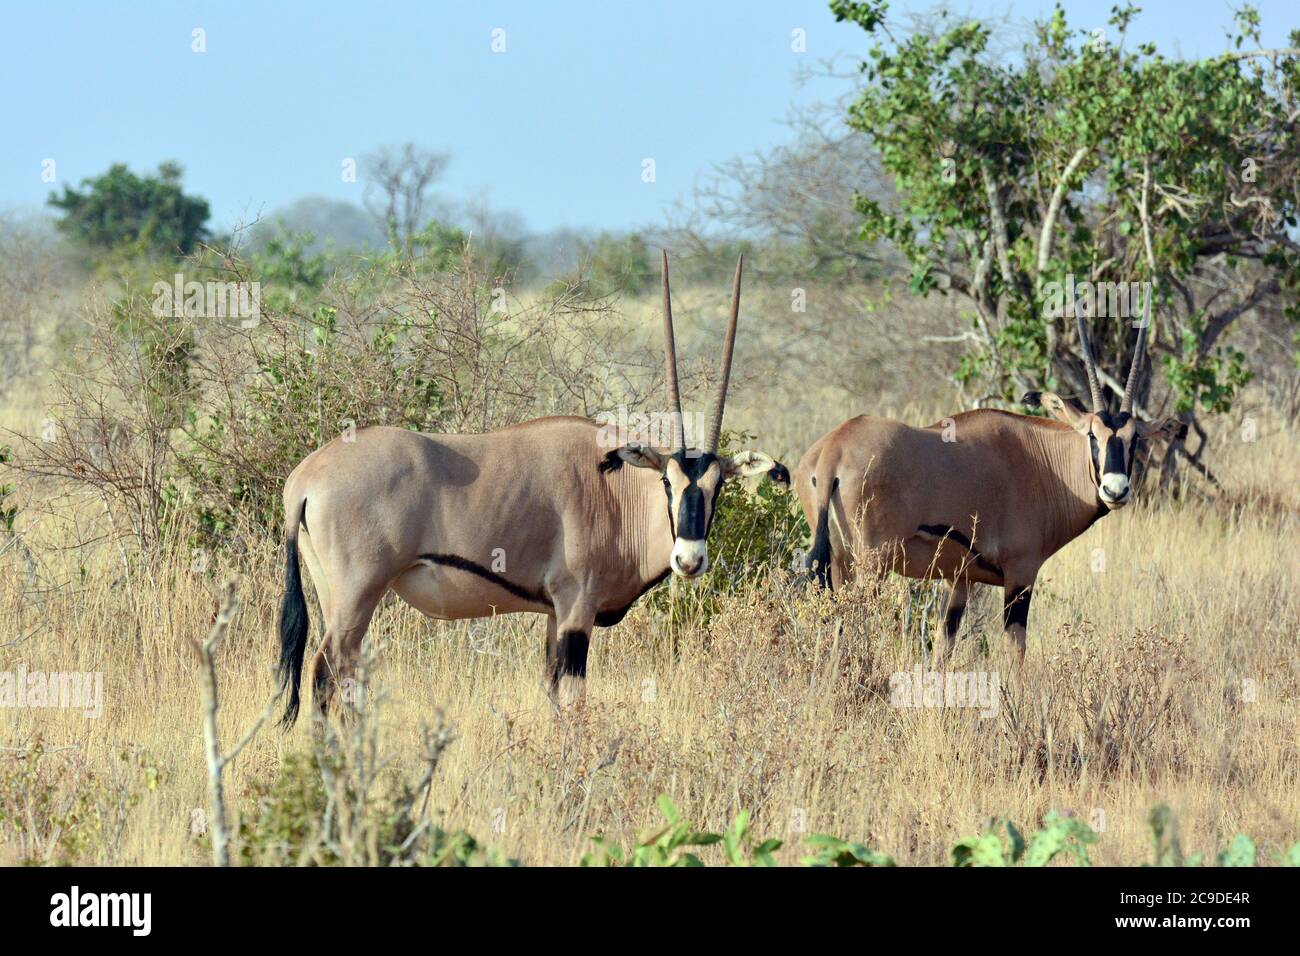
(554, 629), (589, 680)
(917, 524), (1004, 579)
(418, 553), (551, 607)
(944, 604), (966, 636)
(1003, 586), (1032, 630)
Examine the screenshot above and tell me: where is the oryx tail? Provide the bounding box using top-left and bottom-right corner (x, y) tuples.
(277, 498), (309, 728)
(806, 471), (839, 589)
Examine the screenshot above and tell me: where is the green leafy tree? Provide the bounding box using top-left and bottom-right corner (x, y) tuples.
(48, 161), (210, 259)
(250, 230), (332, 312)
(832, 1), (1299, 482)
(552, 232), (656, 299)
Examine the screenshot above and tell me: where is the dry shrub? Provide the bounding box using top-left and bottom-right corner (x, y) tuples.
(0, 741), (162, 865)
(0, 213), (77, 398)
(4, 287), (189, 550)
(704, 574), (901, 714)
(997, 625), (1196, 782)
(3, 249), (661, 550)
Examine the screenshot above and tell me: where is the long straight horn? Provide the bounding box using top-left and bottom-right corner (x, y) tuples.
(661, 250), (685, 451)
(1121, 287), (1151, 414)
(1075, 296), (1105, 412)
(704, 254), (743, 453)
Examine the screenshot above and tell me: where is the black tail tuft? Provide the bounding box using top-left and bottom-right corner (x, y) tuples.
(277, 524), (309, 729)
(807, 504), (833, 590)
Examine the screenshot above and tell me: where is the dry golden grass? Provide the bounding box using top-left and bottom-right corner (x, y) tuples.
(1, 283), (1297, 867)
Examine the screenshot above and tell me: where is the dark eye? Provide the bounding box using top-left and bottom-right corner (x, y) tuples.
(661, 476), (671, 488)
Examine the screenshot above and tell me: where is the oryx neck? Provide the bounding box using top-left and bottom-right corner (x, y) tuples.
(1023, 422), (1111, 548)
(610, 458), (676, 583)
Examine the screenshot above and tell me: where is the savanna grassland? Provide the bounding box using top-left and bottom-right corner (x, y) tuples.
(1, 269), (1297, 867)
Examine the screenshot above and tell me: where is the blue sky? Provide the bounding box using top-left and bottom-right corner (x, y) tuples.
(1, 1), (1294, 234)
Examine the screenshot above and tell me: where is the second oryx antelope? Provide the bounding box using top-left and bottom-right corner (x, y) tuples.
(276, 253), (783, 725)
(794, 299), (1184, 661)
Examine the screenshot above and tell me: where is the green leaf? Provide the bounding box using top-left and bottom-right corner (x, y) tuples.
(952, 832), (1008, 867)
(1007, 821), (1026, 863)
(656, 795), (681, 826)
(803, 834), (895, 867)
(1217, 834), (1256, 868)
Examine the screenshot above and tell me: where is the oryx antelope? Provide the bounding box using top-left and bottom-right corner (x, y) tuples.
(276, 253), (783, 725)
(794, 300), (1184, 661)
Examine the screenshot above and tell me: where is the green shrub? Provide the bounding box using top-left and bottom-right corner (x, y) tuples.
(175, 302), (444, 541)
(169, 250), (627, 547)
(582, 797), (1299, 867)
(551, 232), (655, 300)
(581, 796), (781, 867)
(0, 444), (16, 535)
(646, 430), (807, 629)
(802, 835), (897, 867)
(0, 742), (159, 865)
(235, 752), (516, 867)
(951, 813), (1098, 867)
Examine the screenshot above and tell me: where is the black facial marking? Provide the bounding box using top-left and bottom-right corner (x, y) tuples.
(1003, 586), (1032, 630)
(669, 451), (721, 542)
(1103, 434), (1127, 476)
(1128, 435), (1143, 474)
(676, 485), (707, 540)
(418, 553), (550, 607)
(554, 629), (589, 682)
(916, 524), (1004, 579)
(1092, 411), (1137, 479)
(1095, 410), (1132, 430)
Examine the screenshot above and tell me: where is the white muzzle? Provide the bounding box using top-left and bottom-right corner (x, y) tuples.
(671, 539), (709, 578)
(1099, 472), (1130, 506)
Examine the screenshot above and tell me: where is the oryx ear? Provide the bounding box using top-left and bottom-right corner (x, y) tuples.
(615, 444), (669, 470)
(1136, 416), (1186, 443)
(724, 450), (778, 479)
(1028, 390), (1092, 432)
